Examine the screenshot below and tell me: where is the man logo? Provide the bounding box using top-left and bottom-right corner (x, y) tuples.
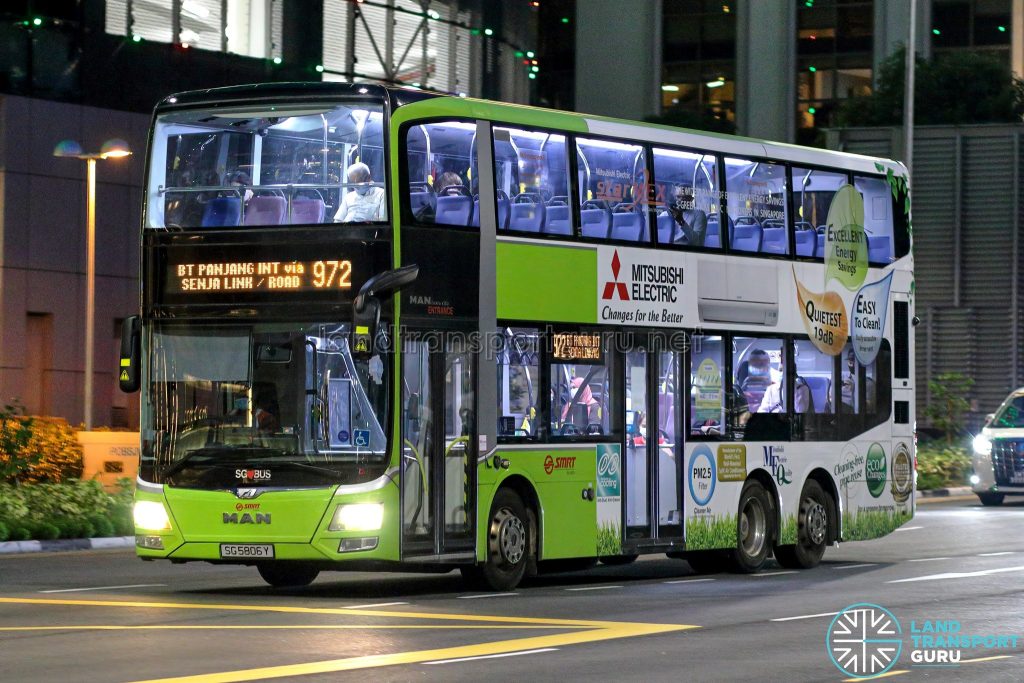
(827, 603), (903, 677)
(223, 512), (271, 525)
(601, 250), (630, 301)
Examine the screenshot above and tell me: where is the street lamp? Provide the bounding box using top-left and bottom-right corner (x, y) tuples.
(53, 138), (132, 430)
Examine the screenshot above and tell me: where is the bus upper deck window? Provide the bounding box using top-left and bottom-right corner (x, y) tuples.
(404, 121), (478, 228)
(492, 127), (571, 236)
(147, 102), (387, 229)
(652, 147), (719, 249)
(724, 158), (788, 256)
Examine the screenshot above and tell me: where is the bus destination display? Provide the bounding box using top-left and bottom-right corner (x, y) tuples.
(170, 259), (352, 293)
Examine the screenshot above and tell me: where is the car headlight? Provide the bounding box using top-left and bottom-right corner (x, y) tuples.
(973, 433), (992, 456)
(133, 500), (171, 531)
(329, 503), (383, 531)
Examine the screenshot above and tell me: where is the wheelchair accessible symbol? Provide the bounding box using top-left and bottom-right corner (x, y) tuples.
(354, 429), (370, 448)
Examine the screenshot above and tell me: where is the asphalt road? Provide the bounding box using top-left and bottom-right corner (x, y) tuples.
(1, 497), (1022, 683)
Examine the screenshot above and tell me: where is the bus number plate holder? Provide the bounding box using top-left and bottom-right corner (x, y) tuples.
(220, 544), (274, 559)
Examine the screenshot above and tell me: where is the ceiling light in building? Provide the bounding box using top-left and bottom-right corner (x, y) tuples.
(273, 56), (282, 65)
(427, 9), (440, 19)
(932, 28), (941, 35)
(722, 4), (730, 13)
(808, 107), (817, 114)
(661, 84), (680, 92)
(808, 66), (817, 72)
(484, 28), (494, 36)
(526, 50), (535, 58)
(706, 79), (725, 88)
(999, 25), (1007, 32)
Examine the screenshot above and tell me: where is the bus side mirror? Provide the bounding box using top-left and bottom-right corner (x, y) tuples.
(351, 265), (419, 358)
(119, 315), (141, 393)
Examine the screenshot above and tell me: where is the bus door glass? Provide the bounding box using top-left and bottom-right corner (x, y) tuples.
(401, 337), (476, 557)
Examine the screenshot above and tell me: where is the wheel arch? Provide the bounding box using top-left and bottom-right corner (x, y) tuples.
(746, 469), (781, 543)
(494, 474), (541, 565)
(806, 467), (840, 544)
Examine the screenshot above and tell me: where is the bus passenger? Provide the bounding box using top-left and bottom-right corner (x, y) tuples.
(436, 171), (466, 195)
(335, 162), (387, 222)
(758, 355), (810, 414)
(667, 185), (707, 245)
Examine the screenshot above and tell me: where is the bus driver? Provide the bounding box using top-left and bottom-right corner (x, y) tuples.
(335, 162), (387, 222)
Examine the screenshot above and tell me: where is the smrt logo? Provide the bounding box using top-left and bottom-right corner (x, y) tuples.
(544, 454), (577, 475)
(601, 250), (630, 301)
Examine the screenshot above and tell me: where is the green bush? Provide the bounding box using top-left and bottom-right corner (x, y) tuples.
(15, 417), (83, 484)
(0, 520), (8, 541)
(0, 479), (134, 540)
(916, 445), (972, 490)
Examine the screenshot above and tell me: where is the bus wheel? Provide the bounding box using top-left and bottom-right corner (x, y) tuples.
(467, 488), (530, 591)
(774, 480), (830, 569)
(599, 554), (639, 566)
(257, 562), (319, 588)
(730, 479), (773, 573)
(978, 493), (1004, 506)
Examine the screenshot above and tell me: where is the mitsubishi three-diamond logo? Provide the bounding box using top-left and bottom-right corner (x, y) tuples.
(601, 250), (629, 301)
(827, 603), (903, 677)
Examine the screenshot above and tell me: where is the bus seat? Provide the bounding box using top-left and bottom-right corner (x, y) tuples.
(201, 197), (242, 227)
(288, 197), (325, 224)
(704, 216), (721, 248)
(544, 204), (572, 235)
(435, 195), (473, 226)
(244, 195), (287, 226)
(761, 227), (787, 254)
(795, 228), (816, 257)
(497, 196), (510, 229)
(802, 376), (832, 413)
(509, 198), (545, 232)
(868, 235), (891, 263)
(409, 191), (435, 219)
(580, 207), (611, 238)
(731, 224), (762, 252)
(610, 209), (645, 241)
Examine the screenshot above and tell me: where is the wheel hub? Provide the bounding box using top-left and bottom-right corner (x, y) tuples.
(805, 501), (827, 545)
(494, 509), (526, 565)
(739, 497), (766, 557)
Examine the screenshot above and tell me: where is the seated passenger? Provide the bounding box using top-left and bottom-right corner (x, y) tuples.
(758, 355), (810, 414)
(666, 185), (705, 245)
(436, 171), (466, 196)
(335, 162), (387, 222)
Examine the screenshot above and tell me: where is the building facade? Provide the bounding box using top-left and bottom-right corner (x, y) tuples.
(0, 0), (538, 427)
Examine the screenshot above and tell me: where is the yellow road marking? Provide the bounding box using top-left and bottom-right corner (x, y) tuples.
(842, 670), (909, 681)
(0, 596), (697, 682)
(962, 654), (1013, 664)
(0, 624), (573, 631)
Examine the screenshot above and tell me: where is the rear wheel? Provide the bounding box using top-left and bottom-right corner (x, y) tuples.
(462, 488), (530, 591)
(729, 479), (773, 573)
(978, 492), (1005, 506)
(257, 562), (319, 588)
(775, 480), (831, 569)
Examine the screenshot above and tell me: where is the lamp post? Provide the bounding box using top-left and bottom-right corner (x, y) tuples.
(53, 138), (132, 430)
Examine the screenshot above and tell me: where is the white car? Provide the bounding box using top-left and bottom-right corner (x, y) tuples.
(971, 389), (1024, 505)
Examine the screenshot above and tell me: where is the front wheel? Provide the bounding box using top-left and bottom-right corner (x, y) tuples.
(730, 480), (774, 573)
(257, 562), (320, 588)
(978, 492), (1005, 506)
(462, 488), (530, 591)
(774, 480), (831, 569)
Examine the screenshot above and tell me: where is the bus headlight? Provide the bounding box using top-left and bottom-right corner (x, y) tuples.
(133, 501), (171, 531)
(972, 434), (992, 456)
(329, 503), (383, 531)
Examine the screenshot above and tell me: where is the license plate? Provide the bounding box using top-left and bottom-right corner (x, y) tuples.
(220, 543), (274, 559)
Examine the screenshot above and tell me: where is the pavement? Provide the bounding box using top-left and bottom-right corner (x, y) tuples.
(0, 487), (979, 555)
(1, 496), (1021, 682)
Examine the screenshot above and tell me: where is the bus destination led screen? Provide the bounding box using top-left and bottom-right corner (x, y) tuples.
(170, 259), (353, 293)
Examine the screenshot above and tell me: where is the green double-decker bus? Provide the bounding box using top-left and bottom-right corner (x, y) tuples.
(123, 83), (915, 589)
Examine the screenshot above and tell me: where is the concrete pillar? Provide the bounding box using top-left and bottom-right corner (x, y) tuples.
(735, 0), (795, 143)
(873, 0), (932, 80)
(575, 0), (662, 121)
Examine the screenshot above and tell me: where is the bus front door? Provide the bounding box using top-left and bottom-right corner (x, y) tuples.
(400, 338), (477, 560)
(624, 349), (684, 551)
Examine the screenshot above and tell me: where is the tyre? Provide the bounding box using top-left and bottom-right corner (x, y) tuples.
(978, 492), (1005, 506)
(599, 554), (639, 566)
(729, 479), (773, 573)
(463, 488), (530, 591)
(774, 480), (831, 569)
(257, 562), (320, 588)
